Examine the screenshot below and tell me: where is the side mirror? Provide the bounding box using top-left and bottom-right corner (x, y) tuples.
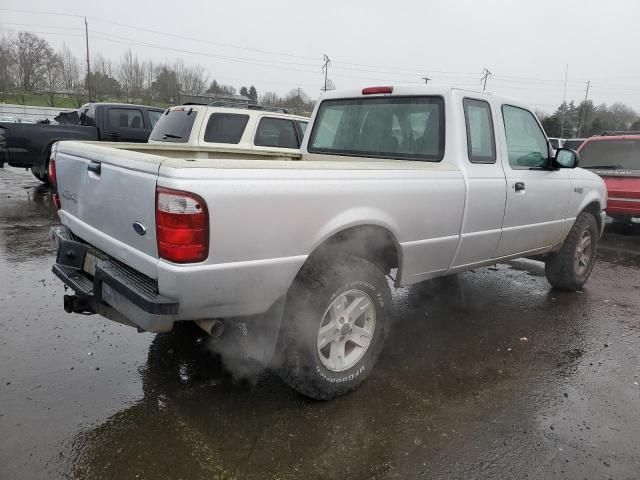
(553, 148), (580, 169)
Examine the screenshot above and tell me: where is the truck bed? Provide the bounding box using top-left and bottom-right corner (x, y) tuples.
(79, 141), (303, 161)
(61, 141), (462, 171)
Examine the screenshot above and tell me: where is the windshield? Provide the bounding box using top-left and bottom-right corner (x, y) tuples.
(579, 138), (640, 170)
(148, 108), (197, 143)
(308, 96), (445, 161)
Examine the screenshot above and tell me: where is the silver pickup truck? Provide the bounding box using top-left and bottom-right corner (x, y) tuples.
(49, 85), (606, 399)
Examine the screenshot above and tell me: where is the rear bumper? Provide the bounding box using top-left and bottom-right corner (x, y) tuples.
(50, 225), (178, 332)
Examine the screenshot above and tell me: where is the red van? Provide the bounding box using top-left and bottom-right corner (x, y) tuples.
(577, 134), (640, 225)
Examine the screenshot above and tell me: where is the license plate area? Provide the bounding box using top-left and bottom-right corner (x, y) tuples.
(83, 251), (100, 276)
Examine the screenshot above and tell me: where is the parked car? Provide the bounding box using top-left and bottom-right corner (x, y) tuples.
(577, 133), (640, 225)
(0, 103), (164, 183)
(563, 138), (585, 151)
(548, 137), (565, 150)
(148, 103), (309, 151)
(49, 85), (606, 400)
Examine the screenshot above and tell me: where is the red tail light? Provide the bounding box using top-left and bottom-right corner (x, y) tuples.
(362, 86), (393, 95)
(48, 158), (61, 209)
(156, 187), (209, 263)
(48, 158), (57, 187)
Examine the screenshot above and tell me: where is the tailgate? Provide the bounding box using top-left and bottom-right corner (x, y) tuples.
(54, 141), (162, 278)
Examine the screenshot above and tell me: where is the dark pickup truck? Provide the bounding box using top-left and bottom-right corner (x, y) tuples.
(0, 103), (164, 183)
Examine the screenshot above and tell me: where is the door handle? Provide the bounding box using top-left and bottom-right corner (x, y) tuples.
(87, 161), (101, 175)
(514, 182), (525, 192)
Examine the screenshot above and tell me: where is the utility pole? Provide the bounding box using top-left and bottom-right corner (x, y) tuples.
(84, 17), (92, 101)
(322, 54), (330, 92)
(481, 68), (492, 91)
(297, 87), (302, 112)
(421, 76), (431, 84)
(560, 64), (568, 138)
(576, 80), (591, 137)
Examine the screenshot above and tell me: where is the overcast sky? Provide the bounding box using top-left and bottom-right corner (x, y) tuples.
(2, 0), (640, 112)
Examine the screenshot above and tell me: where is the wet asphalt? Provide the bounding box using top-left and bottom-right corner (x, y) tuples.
(0, 167), (639, 480)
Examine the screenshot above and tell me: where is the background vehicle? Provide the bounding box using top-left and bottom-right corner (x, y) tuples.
(578, 133), (640, 225)
(0, 103), (164, 183)
(548, 137), (565, 150)
(50, 85), (606, 400)
(563, 138), (585, 151)
(149, 103), (309, 152)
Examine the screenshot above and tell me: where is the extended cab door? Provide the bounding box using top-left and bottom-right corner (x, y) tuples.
(451, 96), (507, 268)
(495, 105), (571, 257)
(101, 106), (151, 142)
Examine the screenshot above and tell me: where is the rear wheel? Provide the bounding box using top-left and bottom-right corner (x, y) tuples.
(31, 152), (52, 185)
(277, 255), (391, 400)
(545, 212), (599, 291)
(31, 168), (50, 184)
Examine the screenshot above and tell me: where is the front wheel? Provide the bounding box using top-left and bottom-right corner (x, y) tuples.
(277, 255), (391, 400)
(545, 212), (599, 291)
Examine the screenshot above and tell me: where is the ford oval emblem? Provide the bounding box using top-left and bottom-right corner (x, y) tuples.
(132, 222), (146, 236)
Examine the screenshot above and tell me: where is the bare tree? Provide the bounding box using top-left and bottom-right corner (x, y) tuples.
(174, 59), (208, 95)
(143, 61), (156, 101)
(0, 35), (14, 102)
(10, 32), (53, 103)
(117, 49), (145, 102)
(260, 91), (281, 106)
(59, 44), (84, 107)
(43, 52), (62, 107)
(91, 53), (121, 101)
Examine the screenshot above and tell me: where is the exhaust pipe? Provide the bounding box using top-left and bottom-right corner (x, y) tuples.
(194, 319), (225, 338)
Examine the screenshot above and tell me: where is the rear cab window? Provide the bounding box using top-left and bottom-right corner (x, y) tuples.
(204, 113), (249, 144)
(308, 96), (445, 161)
(107, 108), (145, 130)
(149, 107), (197, 143)
(463, 98), (496, 163)
(255, 117), (299, 148)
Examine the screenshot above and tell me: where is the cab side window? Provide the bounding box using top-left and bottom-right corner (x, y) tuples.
(502, 105), (549, 169)
(255, 117), (299, 148)
(204, 113), (249, 144)
(463, 98), (496, 163)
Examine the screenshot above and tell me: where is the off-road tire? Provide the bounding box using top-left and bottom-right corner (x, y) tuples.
(277, 255), (391, 400)
(545, 212), (599, 291)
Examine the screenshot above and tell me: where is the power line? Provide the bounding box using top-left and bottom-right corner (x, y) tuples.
(2, 10), (640, 102)
(0, 7), (320, 62)
(0, 8), (585, 87)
